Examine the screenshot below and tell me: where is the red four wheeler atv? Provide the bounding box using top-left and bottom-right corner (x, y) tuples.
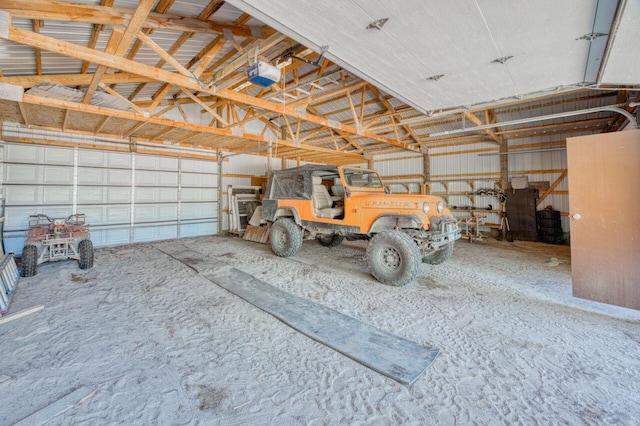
(21, 214), (94, 277)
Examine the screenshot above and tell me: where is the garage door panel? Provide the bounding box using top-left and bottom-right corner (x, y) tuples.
(5, 144), (43, 163)
(135, 204), (177, 222)
(181, 172), (217, 187)
(43, 206), (74, 219)
(181, 158), (217, 174)
(3, 232), (25, 255)
(77, 150), (104, 167)
(78, 187), (105, 204)
(104, 228), (130, 245)
(43, 147), (74, 165)
(106, 205), (131, 223)
(89, 228), (132, 246)
(106, 152), (132, 169)
(81, 206), (106, 225)
(181, 202), (216, 220)
(5, 186), (39, 204)
(135, 187), (177, 203)
(180, 221), (217, 237)
(107, 187), (131, 203)
(3, 144), (218, 251)
(108, 169), (131, 185)
(43, 166), (73, 185)
(133, 225), (178, 243)
(78, 168), (105, 185)
(182, 188), (216, 202)
(137, 154), (178, 171)
(4, 164), (39, 184)
(43, 186), (73, 204)
(4, 206), (39, 230)
(136, 170), (178, 187)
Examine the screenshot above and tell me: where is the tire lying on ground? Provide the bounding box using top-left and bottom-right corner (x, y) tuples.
(20, 244), (38, 277)
(317, 234), (344, 248)
(78, 239), (94, 270)
(366, 230), (421, 286)
(422, 242), (454, 265)
(270, 217), (303, 258)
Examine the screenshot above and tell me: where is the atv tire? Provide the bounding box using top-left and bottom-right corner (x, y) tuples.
(422, 242), (454, 265)
(78, 239), (94, 270)
(317, 234), (344, 248)
(20, 244), (38, 277)
(366, 231), (421, 286)
(270, 218), (303, 258)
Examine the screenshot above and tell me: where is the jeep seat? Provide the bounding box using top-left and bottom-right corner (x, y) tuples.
(312, 176), (344, 218)
(330, 177), (344, 202)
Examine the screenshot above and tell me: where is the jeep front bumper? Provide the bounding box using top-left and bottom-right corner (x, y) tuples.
(430, 216), (460, 245)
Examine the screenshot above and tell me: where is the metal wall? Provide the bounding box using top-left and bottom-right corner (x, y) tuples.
(1, 142), (218, 255)
(373, 142), (571, 232)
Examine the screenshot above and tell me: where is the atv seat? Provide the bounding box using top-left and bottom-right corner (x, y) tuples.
(312, 176), (344, 219)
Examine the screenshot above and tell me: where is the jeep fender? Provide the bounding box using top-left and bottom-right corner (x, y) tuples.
(263, 204), (301, 226)
(368, 215), (423, 234)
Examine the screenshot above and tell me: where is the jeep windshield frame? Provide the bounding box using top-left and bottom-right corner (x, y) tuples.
(342, 168), (384, 191)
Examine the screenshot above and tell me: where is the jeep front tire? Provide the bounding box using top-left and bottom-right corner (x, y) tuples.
(366, 230), (421, 286)
(270, 218), (303, 258)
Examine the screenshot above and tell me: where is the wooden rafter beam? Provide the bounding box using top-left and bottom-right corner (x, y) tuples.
(0, 73), (154, 88)
(17, 102), (29, 125)
(2, 25), (417, 153)
(18, 93), (366, 162)
(84, 0), (155, 104)
(81, 0), (115, 74)
(31, 19), (43, 75)
(136, 31), (193, 78)
(83, 27), (124, 103)
(118, 0), (176, 74)
(178, 86), (228, 126)
(369, 86), (421, 144)
(94, 116), (110, 133)
(61, 109), (70, 130)
(0, 0), (274, 38)
(98, 82), (147, 115)
(205, 32), (287, 85)
(462, 111), (502, 145)
(128, 1), (224, 101)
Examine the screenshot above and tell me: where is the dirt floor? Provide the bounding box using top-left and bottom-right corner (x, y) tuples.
(2, 235), (639, 425)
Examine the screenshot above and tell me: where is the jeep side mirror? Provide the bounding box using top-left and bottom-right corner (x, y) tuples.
(384, 186), (390, 194)
(345, 187), (351, 198)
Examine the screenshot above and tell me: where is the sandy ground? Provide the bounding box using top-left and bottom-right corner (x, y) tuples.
(1, 235), (639, 425)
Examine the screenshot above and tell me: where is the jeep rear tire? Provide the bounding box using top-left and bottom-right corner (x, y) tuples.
(20, 244), (38, 277)
(422, 242), (454, 265)
(270, 218), (303, 258)
(78, 239), (94, 270)
(317, 234), (344, 248)
(366, 231), (421, 286)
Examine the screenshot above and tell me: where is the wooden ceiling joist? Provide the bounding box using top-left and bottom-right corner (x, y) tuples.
(1, 23), (418, 153)
(6, 94), (366, 164)
(0, 0), (274, 38)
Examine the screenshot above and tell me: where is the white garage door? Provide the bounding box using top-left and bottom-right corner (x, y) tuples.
(1, 143), (218, 255)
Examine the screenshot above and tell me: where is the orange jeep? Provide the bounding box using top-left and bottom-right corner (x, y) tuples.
(263, 164), (460, 286)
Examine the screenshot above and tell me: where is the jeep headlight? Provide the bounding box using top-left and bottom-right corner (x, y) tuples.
(422, 202), (430, 214)
(437, 201), (444, 213)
